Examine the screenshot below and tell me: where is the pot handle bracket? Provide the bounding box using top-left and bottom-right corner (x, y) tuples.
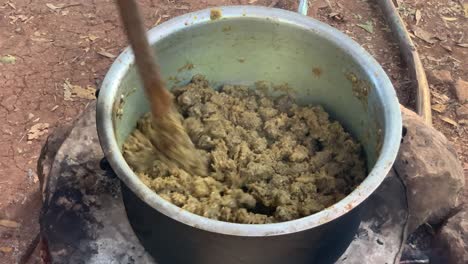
(297, 0), (308, 16)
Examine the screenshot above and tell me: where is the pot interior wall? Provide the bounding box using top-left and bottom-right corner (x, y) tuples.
(112, 16), (384, 170)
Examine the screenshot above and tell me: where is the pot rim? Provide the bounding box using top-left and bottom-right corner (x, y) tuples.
(96, 5), (402, 237)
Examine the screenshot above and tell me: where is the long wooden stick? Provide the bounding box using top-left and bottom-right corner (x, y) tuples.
(116, 0), (207, 175)
(116, 0), (173, 118)
(377, 0), (432, 125)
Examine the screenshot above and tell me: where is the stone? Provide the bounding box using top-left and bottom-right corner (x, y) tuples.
(429, 70), (453, 84)
(394, 107), (465, 233)
(336, 169), (408, 264)
(37, 124), (72, 192)
(454, 79), (468, 103)
(432, 209), (468, 264)
(456, 104), (468, 120)
(39, 103), (155, 264)
(0, 94), (17, 111)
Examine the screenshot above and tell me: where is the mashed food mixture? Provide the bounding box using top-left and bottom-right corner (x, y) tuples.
(123, 75), (366, 224)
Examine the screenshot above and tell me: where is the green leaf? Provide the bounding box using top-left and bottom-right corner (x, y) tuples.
(357, 21), (374, 34)
(0, 55), (16, 64)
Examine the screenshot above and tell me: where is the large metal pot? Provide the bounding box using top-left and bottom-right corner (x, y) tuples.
(96, 3), (402, 264)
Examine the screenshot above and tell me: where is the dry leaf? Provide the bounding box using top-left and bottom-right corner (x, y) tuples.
(153, 15), (162, 26)
(78, 34), (98, 41)
(434, 35), (447, 42)
(456, 43), (468, 48)
(9, 14), (28, 23)
(27, 123), (49, 141)
(413, 26), (436, 44)
(449, 55), (461, 63)
(431, 90), (450, 104)
(440, 116), (458, 126)
(24, 15), (34, 23)
(46, 3), (62, 10)
(63, 80), (96, 101)
(0, 247), (13, 253)
(7, 1), (16, 9)
(51, 105), (59, 111)
(31, 37), (53, 42)
(46, 3), (81, 11)
(441, 16), (457, 21)
(97, 50), (116, 58)
(0, 219), (20, 228)
(88, 34), (98, 41)
(17, 14), (28, 21)
(415, 9), (422, 25)
(248, 0), (258, 3)
(329, 12), (344, 21)
(354, 14), (362, 20)
(63, 81), (73, 101)
(464, 3), (468, 18)
(0, 55), (16, 64)
(440, 44), (452, 52)
(426, 55), (442, 63)
(78, 85), (96, 99)
(431, 104), (447, 113)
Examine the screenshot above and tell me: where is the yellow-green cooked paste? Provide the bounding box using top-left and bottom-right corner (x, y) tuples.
(123, 75), (366, 224)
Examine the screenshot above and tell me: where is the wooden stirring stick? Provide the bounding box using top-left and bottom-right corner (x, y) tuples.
(116, 0), (207, 175)
(116, 0), (172, 118)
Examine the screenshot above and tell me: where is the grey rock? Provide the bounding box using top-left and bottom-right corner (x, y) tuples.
(39, 102), (155, 264)
(394, 107), (465, 233)
(432, 209), (468, 264)
(336, 169), (408, 264)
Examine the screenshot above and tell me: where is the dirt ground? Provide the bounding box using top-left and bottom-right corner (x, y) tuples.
(0, 0), (466, 263)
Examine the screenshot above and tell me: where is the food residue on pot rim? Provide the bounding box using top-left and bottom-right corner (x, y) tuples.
(177, 62), (194, 72)
(346, 72), (370, 105)
(123, 75), (367, 224)
(312, 67), (323, 77)
(114, 87), (137, 120)
(210, 9), (222, 20)
(222, 26), (232, 32)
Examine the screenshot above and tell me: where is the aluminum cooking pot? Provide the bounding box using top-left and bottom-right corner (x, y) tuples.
(96, 2), (402, 263)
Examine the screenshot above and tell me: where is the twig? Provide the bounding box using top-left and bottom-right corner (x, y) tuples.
(19, 132), (26, 143)
(376, 0), (432, 125)
(58, 3), (82, 10)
